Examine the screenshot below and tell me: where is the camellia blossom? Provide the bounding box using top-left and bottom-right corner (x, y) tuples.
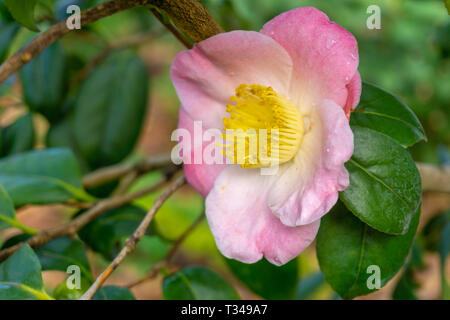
(171, 7), (361, 265)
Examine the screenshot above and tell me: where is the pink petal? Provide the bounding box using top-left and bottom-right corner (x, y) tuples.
(268, 99), (354, 226)
(177, 108), (228, 197)
(344, 71), (362, 117)
(171, 30), (293, 128)
(261, 7), (360, 109)
(205, 166), (320, 265)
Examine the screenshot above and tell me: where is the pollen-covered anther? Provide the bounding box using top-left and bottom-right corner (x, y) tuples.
(222, 84), (304, 168)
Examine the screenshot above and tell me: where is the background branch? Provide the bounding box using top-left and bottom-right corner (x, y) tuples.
(0, 0), (222, 84)
(0, 0), (153, 84)
(82, 154), (173, 189)
(126, 211), (205, 288)
(0, 167), (180, 262)
(80, 174), (186, 300)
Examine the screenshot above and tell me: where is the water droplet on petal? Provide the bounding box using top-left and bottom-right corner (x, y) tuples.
(326, 38), (337, 49)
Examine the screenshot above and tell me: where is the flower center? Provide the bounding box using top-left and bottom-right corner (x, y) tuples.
(222, 84), (304, 168)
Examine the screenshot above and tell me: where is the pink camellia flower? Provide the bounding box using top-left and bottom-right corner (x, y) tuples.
(171, 7), (361, 265)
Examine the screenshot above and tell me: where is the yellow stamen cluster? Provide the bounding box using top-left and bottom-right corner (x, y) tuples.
(222, 84), (304, 168)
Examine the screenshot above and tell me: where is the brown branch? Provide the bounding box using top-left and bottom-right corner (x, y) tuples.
(0, 167), (180, 262)
(0, 0), (153, 84)
(126, 211), (205, 288)
(150, 8), (192, 48)
(150, 0), (223, 42)
(417, 163), (450, 194)
(0, 0), (223, 84)
(80, 174), (186, 300)
(82, 154), (173, 189)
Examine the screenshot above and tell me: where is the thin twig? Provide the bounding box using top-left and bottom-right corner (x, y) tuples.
(82, 154), (173, 189)
(126, 211), (205, 288)
(112, 171), (139, 197)
(0, 0), (153, 84)
(80, 174), (186, 300)
(0, 167), (180, 262)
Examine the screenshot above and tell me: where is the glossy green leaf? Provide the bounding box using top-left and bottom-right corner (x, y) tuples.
(78, 205), (151, 260)
(0, 148), (91, 206)
(93, 286), (136, 300)
(341, 126), (422, 235)
(4, 0), (38, 31)
(73, 51), (150, 169)
(35, 236), (93, 282)
(20, 42), (68, 122)
(350, 82), (426, 147)
(0, 245), (53, 300)
(316, 201), (420, 299)
(1, 113), (34, 156)
(292, 272), (325, 300)
(225, 258), (298, 299)
(163, 266), (239, 300)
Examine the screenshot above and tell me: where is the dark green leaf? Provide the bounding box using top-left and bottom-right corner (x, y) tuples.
(54, 0), (96, 21)
(78, 205), (150, 260)
(35, 236), (93, 281)
(0, 148), (91, 206)
(0, 185), (37, 234)
(93, 286), (136, 300)
(392, 242), (423, 300)
(0, 233), (30, 249)
(351, 82), (426, 147)
(438, 211), (450, 299)
(341, 126), (422, 235)
(20, 42), (68, 122)
(0, 12), (19, 63)
(46, 115), (91, 173)
(0, 245), (52, 300)
(392, 270), (418, 300)
(4, 0), (39, 31)
(1, 113), (34, 156)
(0, 184), (16, 231)
(225, 258), (298, 299)
(73, 51), (150, 168)
(163, 266), (239, 300)
(316, 201), (420, 299)
(292, 272), (325, 300)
